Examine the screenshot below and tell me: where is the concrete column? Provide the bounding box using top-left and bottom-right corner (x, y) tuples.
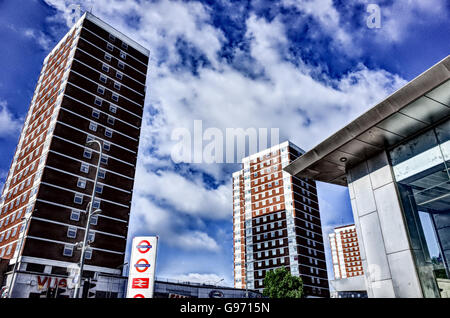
(347, 151), (423, 297)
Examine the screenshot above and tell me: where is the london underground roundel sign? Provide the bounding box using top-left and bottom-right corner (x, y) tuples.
(136, 240), (152, 254)
(134, 258), (151, 273)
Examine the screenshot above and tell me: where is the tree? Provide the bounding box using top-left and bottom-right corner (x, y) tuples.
(262, 267), (303, 298)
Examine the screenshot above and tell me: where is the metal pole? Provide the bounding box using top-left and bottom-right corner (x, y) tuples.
(73, 139), (102, 298)
(54, 280), (59, 299)
(152, 236), (159, 299)
(8, 214), (32, 298)
(245, 270), (248, 298)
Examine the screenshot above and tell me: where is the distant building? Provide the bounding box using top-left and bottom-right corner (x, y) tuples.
(232, 141), (329, 297)
(329, 224), (364, 280)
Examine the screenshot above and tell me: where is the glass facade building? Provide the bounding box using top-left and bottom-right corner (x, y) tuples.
(389, 119), (449, 297)
(285, 55), (450, 297)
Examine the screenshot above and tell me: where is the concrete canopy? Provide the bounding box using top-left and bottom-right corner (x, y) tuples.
(284, 56), (450, 186)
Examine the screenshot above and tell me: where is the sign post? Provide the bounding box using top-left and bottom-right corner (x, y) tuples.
(126, 236), (158, 298)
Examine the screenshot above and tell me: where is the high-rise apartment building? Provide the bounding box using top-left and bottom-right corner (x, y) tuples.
(232, 141), (329, 297)
(0, 12), (148, 298)
(329, 224), (364, 280)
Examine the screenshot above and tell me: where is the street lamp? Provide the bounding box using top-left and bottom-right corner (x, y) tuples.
(7, 212), (33, 298)
(73, 139), (103, 298)
(245, 259), (252, 298)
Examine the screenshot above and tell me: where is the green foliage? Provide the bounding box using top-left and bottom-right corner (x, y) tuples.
(262, 267), (304, 298)
(434, 269), (447, 279)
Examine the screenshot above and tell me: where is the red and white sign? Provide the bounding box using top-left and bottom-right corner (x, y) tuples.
(137, 240), (152, 254)
(132, 278), (149, 289)
(126, 236), (158, 298)
(134, 258), (150, 273)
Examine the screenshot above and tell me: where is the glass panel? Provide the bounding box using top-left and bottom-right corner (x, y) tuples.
(389, 118), (450, 298)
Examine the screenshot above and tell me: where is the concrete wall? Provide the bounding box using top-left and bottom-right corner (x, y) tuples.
(347, 151), (423, 297)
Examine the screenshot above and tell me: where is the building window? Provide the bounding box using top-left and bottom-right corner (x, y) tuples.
(100, 155), (108, 165)
(85, 248), (92, 260)
(98, 169), (106, 179)
(104, 53), (111, 61)
(16, 209), (23, 219)
(97, 86), (105, 95)
(74, 193), (83, 205)
(83, 149), (92, 159)
(109, 34), (115, 42)
(93, 199), (100, 209)
(102, 64), (109, 72)
(94, 97), (103, 106)
(77, 178), (86, 189)
(107, 116), (115, 125)
(118, 61), (125, 70)
(116, 72), (123, 80)
(63, 245), (73, 257)
(95, 185), (103, 194)
(107, 42), (113, 51)
(113, 82), (121, 90)
(91, 215), (98, 225)
(109, 105), (117, 113)
(105, 129), (113, 138)
(92, 109), (100, 119)
(121, 42), (128, 50)
(99, 74), (107, 83)
(67, 226), (77, 238)
(89, 122), (97, 132)
(70, 210), (80, 221)
(88, 232), (95, 243)
(111, 93), (119, 102)
(119, 51), (126, 59)
(103, 142), (110, 151)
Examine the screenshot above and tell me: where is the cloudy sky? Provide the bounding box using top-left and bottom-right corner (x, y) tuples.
(0, 0), (449, 287)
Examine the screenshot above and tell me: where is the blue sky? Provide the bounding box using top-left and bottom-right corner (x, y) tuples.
(0, 0), (449, 287)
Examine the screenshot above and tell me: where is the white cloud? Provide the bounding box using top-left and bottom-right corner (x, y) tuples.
(282, 0), (354, 53)
(4, 23), (53, 51)
(375, 0), (448, 43)
(0, 100), (22, 138)
(144, 13), (407, 162)
(281, 0), (449, 52)
(134, 164), (230, 220)
(23, 28), (53, 50)
(177, 231), (220, 252)
(130, 195), (220, 252)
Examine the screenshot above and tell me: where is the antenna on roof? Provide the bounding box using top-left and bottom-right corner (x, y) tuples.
(88, 0), (94, 13)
